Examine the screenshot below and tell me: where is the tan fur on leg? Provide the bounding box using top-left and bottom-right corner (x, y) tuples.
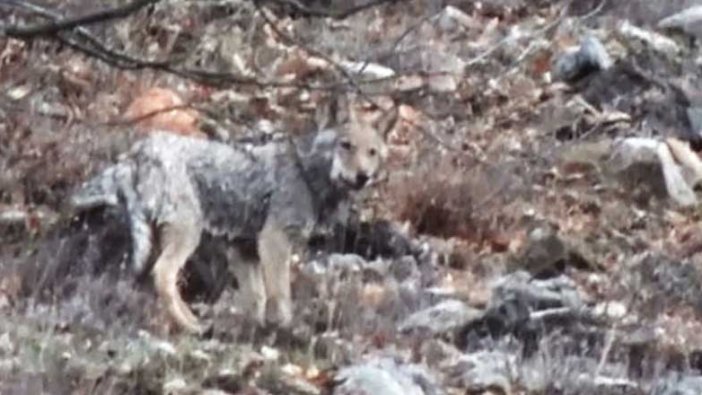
(228, 248), (266, 325)
(258, 219), (294, 327)
(152, 223), (202, 333)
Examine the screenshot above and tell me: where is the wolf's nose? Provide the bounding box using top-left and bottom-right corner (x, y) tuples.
(356, 173), (369, 187)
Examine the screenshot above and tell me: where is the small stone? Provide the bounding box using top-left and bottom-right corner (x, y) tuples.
(7, 85), (31, 100)
(200, 390), (231, 395)
(327, 254), (365, 273)
(340, 60), (396, 79)
(189, 349), (211, 363)
(117, 361), (133, 375)
(153, 340), (177, 356)
(421, 339), (463, 366)
(492, 271), (583, 311)
(654, 375), (702, 395)
(659, 6), (702, 36)
(428, 74), (458, 93)
(281, 363), (304, 376)
(261, 345), (280, 361)
(553, 35), (611, 82)
(581, 36), (613, 69)
(163, 377), (187, 394)
(438, 5), (477, 32)
(592, 301), (627, 319)
(399, 299), (483, 335)
(446, 351), (516, 394)
(609, 138), (697, 206)
(334, 358), (439, 395)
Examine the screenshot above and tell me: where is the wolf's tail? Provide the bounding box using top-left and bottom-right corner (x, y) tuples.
(69, 162), (133, 211)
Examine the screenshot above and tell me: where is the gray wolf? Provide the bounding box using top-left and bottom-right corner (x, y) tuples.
(69, 106), (395, 333)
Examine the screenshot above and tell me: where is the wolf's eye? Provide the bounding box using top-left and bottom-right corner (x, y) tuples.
(368, 148), (377, 157)
(340, 140), (353, 150)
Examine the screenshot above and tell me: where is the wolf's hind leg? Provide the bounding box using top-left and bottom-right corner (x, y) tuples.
(129, 210), (153, 275)
(229, 248), (266, 325)
(152, 222), (202, 333)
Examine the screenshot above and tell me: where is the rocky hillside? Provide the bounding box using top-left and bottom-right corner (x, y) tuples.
(4, 0), (702, 393)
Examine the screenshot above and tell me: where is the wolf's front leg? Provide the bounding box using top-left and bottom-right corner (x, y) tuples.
(258, 219), (303, 327)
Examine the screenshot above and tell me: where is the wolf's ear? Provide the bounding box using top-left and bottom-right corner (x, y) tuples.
(348, 102), (361, 125)
(373, 104), (399, 140)
(309, 129), (338, 156)
(315, 96), (340, 131)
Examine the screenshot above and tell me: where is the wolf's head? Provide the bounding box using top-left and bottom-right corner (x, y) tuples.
(318, 105), (396, 190)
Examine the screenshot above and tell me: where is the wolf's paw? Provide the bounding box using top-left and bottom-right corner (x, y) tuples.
(179, 317), (204, 335)
(265, 297), (293, 328)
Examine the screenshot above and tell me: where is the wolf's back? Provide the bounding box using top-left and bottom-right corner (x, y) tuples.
(70, 161), (134, 211)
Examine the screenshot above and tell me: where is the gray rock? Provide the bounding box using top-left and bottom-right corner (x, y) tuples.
(335, 365), (416, 395)
(446, 350), (516, 394)
(513, 226), (597, 277)
(609, 138), (697, 207)
(326, 253), (367, 274)
(325, 253), (391, 283)
(553, 47), (583, 81)
(399, 299), (483, 335)
(553, 35), (612, 82)
(654, 375), (702, 395)
(457, 271), (586, 354)
(162, 377), (188, 393)
(617, 21), (681, 56)
(420, 339), (463, 367)
(580, 35), (613, 69)
(492, 271), (583, 311)
(659, 6), (702, 37)
(334, 357), (442, 395)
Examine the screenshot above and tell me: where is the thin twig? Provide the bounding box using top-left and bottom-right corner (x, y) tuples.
(579, 0), (607, 21)
(466, 1), (569, 70)
(255, 0), (404, 134)
(254, 1), (380, 106)
(401, 116), (458, 152)
(594, 292), (637, 378)
(265, 0), (395, 20)
(104, 104), (196, 127)
(356, 10), (441, 77)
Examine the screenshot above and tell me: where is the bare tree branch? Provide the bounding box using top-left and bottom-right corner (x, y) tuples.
(3, 0), (173, 67)
(0, 0), (448, 97)
(1, 0), (161, 38)
(1, 0), (314, 87)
